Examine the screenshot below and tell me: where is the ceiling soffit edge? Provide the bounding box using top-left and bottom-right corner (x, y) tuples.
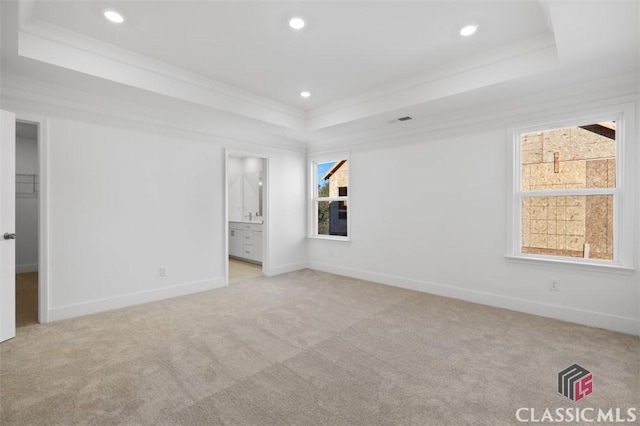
(0, 72), (307, 153)
(17, 14), (307, 130)
(307, 33), (557, 120)
(308, 72), (639, 155)
(19, 17), (302, 118)
(15, 0), (561, 134)
(306, 36), (559, 130)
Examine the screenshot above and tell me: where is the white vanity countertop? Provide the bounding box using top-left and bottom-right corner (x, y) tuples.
(230, 220), (264, 225)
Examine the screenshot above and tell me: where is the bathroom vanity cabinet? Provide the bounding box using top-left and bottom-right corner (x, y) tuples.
(229, 222), (263, 264)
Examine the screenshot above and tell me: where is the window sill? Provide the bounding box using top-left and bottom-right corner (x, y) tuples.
(505, 254), (635, 275)
(308, 235), (351, 242)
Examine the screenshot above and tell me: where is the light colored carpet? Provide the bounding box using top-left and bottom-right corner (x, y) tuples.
(229, 258), (263, 283)
(15, 272), (38, 328)
(1, 269), (638, 425)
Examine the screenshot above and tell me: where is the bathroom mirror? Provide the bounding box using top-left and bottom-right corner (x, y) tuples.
(258, 170), (263, 217)
(228, 155), (264, 222)
(243, 169), (260, 218)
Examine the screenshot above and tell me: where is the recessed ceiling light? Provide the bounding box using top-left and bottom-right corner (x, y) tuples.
(300, 91), (311, 98)
(104, 10), (125, 24)
(289, 17), (305, 30)
(460, 25), (477, 36)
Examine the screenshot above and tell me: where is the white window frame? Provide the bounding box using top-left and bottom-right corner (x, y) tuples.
(507, 104), (635, 272)
(309, 152), (351, 241)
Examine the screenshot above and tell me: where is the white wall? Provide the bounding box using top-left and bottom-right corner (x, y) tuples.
(2, 83), (308, 321)
(265, 150), (308, 275)
(3, 73), (636, 335)
(44, 117), (307, 320)
(308, 95), (640, 336)
(15, 133), (38, 273)
(46, 118), (226, 318)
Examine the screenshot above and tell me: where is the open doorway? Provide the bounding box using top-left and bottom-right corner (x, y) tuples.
(226, 153), (267, 284)
(15, 121), (39, 327)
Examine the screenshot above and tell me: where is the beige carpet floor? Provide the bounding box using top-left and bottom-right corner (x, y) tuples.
(1, 269), (638, 425)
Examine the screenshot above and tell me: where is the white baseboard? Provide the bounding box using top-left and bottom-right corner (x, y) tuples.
(16, 264), (38, 274)
(263, 262), (308, 277)
(48, 278), (226, 322)
(308, 262), (640, 336)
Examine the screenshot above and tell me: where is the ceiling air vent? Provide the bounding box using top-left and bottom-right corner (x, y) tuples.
(386, 116), (414, 124)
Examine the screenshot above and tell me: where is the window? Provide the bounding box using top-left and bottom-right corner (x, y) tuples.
(311, 156), (349, 239)
(509, 106), (634, 269)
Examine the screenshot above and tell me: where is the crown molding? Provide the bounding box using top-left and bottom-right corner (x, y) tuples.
(308, 72), (639, 154)
(306, 34), (559, 130)
(9, 0), (637, 143)
(15, 2), (560, 134)
(1, 72), (307, 153)
(17, 15), (307, 130)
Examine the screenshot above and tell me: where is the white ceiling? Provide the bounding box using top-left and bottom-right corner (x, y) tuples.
(1, 0), (638, 145)
(28, 0), (549, 110)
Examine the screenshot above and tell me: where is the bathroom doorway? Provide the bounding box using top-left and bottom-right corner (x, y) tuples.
(225, 151), (268, 284)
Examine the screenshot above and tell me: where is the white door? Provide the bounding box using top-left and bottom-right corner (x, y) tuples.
(1, 110), (16, 343)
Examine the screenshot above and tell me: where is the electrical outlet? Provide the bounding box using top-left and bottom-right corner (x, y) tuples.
(159, 266), (168, 278)
(549, 278), (560, 291)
